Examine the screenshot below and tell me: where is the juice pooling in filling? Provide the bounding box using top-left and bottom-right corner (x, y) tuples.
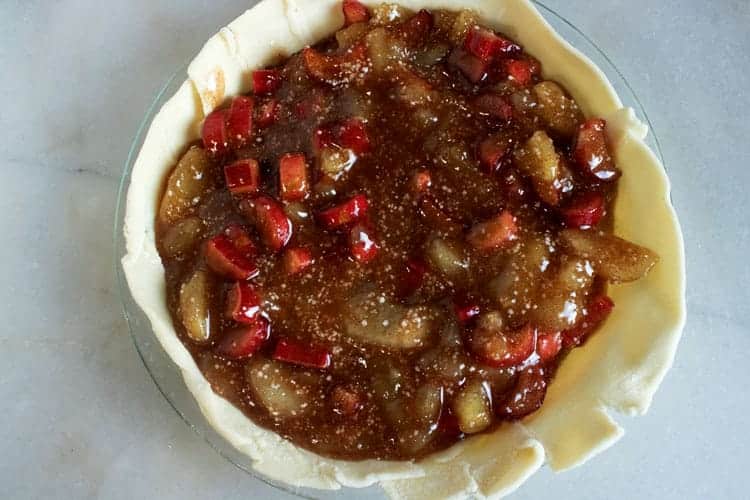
(156, 2), (658, 461)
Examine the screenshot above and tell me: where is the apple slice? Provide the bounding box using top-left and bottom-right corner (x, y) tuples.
(216, 318), (270, 360)
(330, 385), (362, 416)
(240, 195), (293, 251)
(342, 0), (370, 25)
(256, 98), (279, 128)
(273, 338), (332, 369)
(226, 96), (254, 147)
(225, 281), (262, 324)
(201, 108), (228, 155)
(282, 247), (313, 275)
(317, 194), (369, 228)
(561, 295), (614, 348)
(410, 169), (432, 194)
(474, 93), (513, 121)
(464, 26), (520, 62)
(302, 43), (369, 85)
(279, 153), (309, 202)
(470, 312), (536, 368)
(467, 211), (519, 252)
(224, 159), (260, 195)
(179, 269), (214, 343)
(573, 118), (621, 182)
(448, 47), (489, 83)
(503, 59), (538, 86)
(349, 222), (379, 263)
(560, 191), (605, 228)
(477, 135), (509, 173)
(453, 379), (492, 434)
(205, 234), (259, 281)
(252, 69), (282, 95)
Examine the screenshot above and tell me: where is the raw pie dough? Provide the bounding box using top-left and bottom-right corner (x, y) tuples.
(122, 0), (686, 497)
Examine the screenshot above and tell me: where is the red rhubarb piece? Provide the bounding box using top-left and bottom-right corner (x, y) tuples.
(256, 99), (279, 128)
(273, 338), (332, 369)
(467, 211), (518, 251)
(330, 385), (362, 416)
(317, 194), (369, 228)
(396, 9), (434, 46)
(337, 118), (371, 155)
(241, 195), (293, 251)
(477, 136), (508, 173)
(454, 301), (481, 325)
(471, 319), (536, 368)
(562, 295), (614, 348)
(226, 96), (254, 147)
(313, 124), (336, 152)
(216, 318), (270, 360)
(342, 0), (370, 25)
(302, 43), (368, 85)
(349, 222), (379, 263)
(201, 108), (228, 155)
(205, 234), (259, 281)
(536, 331), (563, 363)
(253, 69), (282, 95)
(279, 153), (310, 202)
(449, 48), (489, 83)
(225, 281), (262, 324)
(224, 159), (260, 195)
(573, 118), (620, 182)
(497, 366), (547, 419)
(474, 93), (513, 120)
(283, 247), (313, 275)
(464, 26), (520, 62)
(503, 59), (537, 86)
(223, 224), (256, 257)
(560, 191), (605, 228)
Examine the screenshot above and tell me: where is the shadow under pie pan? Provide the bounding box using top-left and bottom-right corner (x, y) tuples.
(115, 0), (686, 498)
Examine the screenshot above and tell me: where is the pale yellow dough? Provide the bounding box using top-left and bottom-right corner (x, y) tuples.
(122, 0), (686, 498)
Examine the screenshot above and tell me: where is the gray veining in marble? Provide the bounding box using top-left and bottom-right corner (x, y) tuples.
(1, 0), (748, 498)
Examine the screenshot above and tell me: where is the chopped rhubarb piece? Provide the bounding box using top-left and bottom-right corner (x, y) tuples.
(410, 169), (432, 194)
(337, 118), (371, 154)
(216, 318), (270, 360)
(253, 69), (282, 95)
(562, 295), (614, 348)
(471, 318), (536, 368)
(279, 153), (309, 202)
(478, 136), (508, 173)
(467, 211), (518, 251)
(474, 93), (513, 120)
(560, 191), (605, 228)
(536, 331), (563, 363)
(223, 224), (256, 257)
(342, 0), (370, 25)
(330, 385), (362, 416)
(454, 301), (480, 325)
(497, 366), (547, 419)
(225, 281), (262, 324)
(464, 26), (520, 62)
(317, 194), (369, 228)
(349, 222), (379, 263)
(449, 48), (489, 83)
(396, 9), (434, 47)
(205, 234), (259, 281)
(283, 247), (313, 275)
(273, 338), (332, 369)
(201, 109), (228, 155)
(241, 195), (293, 251)
(572, 118), (620, 182)
(302, 43), (368, 85)
(256, 98), (279, 128)
(397, 258), (427, 297)
(224, 159), (260, 195)
(313, 124), (336, 152)
(503, 59), (537, 86)
(226, 96), (254, 147)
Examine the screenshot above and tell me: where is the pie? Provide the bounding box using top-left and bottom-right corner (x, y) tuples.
(122, 0), (686, 498)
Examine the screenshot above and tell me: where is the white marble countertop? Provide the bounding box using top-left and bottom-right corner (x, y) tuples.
(1, 1), (748, 498)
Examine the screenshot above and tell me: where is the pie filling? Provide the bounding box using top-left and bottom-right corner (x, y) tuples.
(156, 2), (658, 461)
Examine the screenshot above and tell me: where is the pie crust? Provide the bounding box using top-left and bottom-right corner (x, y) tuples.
(122, 0), (686, 497)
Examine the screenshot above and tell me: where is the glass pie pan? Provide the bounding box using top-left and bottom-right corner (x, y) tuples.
(114, 2), (665, 498)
